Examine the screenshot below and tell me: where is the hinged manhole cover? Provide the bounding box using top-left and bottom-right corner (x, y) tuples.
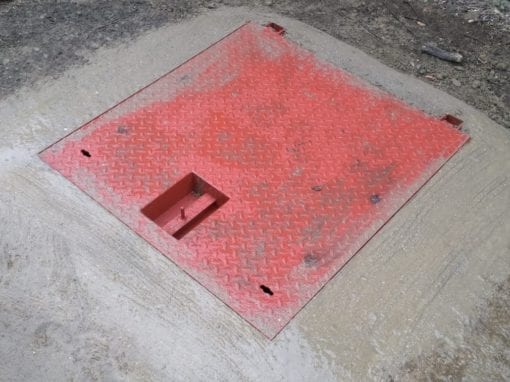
(40, 22), (469, 338)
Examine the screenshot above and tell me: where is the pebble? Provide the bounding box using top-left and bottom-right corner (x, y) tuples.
(471, 80), (481, 89)
(495, 62), (508, 71)
(452, 78), (461, 87)
(418, 67), (427, 75)
(206, 2), (217, 9)
(464, 10), (480, 23)
(264, 0), (274, 5)
(436, 72), (446, 80)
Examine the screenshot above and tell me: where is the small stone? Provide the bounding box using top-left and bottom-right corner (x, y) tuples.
(478, 54), (488, 64)
(418, 67), (426, 75)
(311, 185), (323, 192)
(264, 0), (274, 5)
(436, 72), (446, 80)
(471, 80), (481, 89)
(2, 58), (9, 65)
(452, 78), (461, 87)
(495, 62), (508, 71)
(206, 2), (217, 9)
(454, 66), (464, 71)
(464, 10), (480, 23)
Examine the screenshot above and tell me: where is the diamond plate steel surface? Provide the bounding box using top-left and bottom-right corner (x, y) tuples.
(40, 22), (469, 338)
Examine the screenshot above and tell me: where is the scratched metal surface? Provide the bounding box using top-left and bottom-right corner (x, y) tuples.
(40, 22), (468, 338)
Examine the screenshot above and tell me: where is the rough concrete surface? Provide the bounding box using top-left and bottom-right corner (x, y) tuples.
(1, 6), (509, 382)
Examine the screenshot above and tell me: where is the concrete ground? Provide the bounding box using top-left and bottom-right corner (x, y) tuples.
(1, 6), (509, 381)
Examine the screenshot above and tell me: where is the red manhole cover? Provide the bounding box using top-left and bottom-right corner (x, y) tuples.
(40, 22), (469, 338)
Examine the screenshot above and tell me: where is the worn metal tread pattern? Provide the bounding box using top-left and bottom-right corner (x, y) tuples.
(40, 22), (468, 338)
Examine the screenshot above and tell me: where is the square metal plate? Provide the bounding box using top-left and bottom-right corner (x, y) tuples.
(40, 22), (468, 338)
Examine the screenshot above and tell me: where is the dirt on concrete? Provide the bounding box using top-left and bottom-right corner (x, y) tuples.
(394, 276), (510, 381)
(0, 0), (509, 128)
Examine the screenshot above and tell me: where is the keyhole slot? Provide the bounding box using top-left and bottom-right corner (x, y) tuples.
(81, 149), (91, 157)
(260, 285), (273, 296)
